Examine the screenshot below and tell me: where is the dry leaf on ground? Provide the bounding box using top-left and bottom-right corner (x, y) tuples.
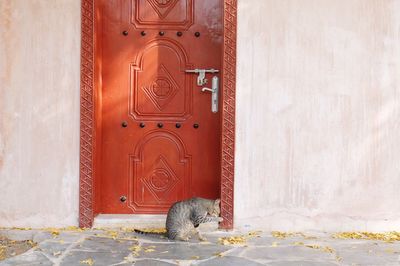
(80, 258), (95, 265)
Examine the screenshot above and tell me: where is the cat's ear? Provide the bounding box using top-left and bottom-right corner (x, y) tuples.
(214, 199), (221, 206)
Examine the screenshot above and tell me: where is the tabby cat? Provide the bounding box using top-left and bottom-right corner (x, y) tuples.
(135, 197), (223, 241)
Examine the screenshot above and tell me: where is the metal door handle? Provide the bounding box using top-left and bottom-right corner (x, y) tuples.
(185, 69), (219, 86)
(201, 76), (219, 113)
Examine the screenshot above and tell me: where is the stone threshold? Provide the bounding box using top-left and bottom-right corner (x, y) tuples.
(93, 214), (166, 229)
(93, 214), (219, 231)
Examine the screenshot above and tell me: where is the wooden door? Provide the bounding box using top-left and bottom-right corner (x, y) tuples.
(98, 0), (222, 214)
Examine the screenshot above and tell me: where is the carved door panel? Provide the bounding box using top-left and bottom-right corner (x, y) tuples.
(99, 0), (222, 213)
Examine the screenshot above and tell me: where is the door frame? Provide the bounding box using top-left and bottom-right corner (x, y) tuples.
(79, 0), (237, 229)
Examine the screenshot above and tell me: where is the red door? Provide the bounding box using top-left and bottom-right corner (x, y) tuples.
(98, 0), (222, 214)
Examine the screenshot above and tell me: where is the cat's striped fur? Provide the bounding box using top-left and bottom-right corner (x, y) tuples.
(166, 197), (222, 241)
(134, 197), (222, 241)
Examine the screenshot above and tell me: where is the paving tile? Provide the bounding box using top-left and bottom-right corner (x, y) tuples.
(249, 232), (328, 247)
(37, 240), (71, 259)
(135, 243), (232, 260)
(222, 246), (248, 257)
(81, 229), (109, 236)
(242, 246), (336, 262)
(126, 233), (169, 243)
(114, 231), (140, 241)
(56, 232), (83, 243)
(201, 231), (247, 244)
(60, 250), (129, 266)
(325, 240), (400, 265)
(196, 256), (265, 266)
(0, 230), (38, 242)
(134, 259), (178, 266)
(0, 251), (53, 266)
(265, 261), (339, 266)
(335, 246), (400, 266)
(32, 231), (53, 243)
(246, 236), (277, 246)
(77, 236), (138, 253)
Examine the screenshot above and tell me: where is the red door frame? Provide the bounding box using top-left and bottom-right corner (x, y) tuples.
(79, 0), (237, 229)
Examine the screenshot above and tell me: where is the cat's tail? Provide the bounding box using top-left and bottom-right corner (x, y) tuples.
(133, 229), (167, 238)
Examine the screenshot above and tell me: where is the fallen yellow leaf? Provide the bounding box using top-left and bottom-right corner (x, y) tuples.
(129, 245), (141, 252)
(248, 231), (262, 237)
(322, 246), (335, 253)
(271, 231), (294, 239)
(332, 232), (400, 242)
(129, 244), (141, 256)
(218, 236), (247, 245)
(106, 231), (119, 239)
(305, 244), (321, 249)
(80, 258), (95, 265)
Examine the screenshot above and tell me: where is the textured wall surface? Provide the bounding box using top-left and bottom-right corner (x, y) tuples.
(235, 0), (400, 231)
(1, 0), (400, 230)
(0, 0), (81, 227)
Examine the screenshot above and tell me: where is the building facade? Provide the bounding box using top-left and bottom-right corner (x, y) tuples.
(1, 0), (400, 231)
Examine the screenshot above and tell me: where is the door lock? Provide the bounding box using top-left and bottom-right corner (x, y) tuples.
(185, 69), (219, 86)
(201, 76), (219, 113)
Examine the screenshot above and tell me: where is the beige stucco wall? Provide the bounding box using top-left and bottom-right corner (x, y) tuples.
(1, 0), (400, 230)
(0, 0), (81, 227)
(235, 0), (400, 231)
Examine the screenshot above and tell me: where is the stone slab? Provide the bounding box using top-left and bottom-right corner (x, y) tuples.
(196, 256), (265, 266)
(60, 250), (130, 266)
(135, 243), (232, 260)
(0, 251), (52, 266)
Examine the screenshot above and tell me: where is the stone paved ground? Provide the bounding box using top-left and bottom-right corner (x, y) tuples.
(0, 228), (400, 266)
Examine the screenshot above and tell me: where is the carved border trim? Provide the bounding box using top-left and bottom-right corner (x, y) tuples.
(79, 0), (237, 229)
(79, 0), (95, 228)
(219, 0), (237, 230)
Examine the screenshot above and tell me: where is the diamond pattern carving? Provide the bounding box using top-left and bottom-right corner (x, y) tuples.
(155, 0), (173, 6)
(142, 64), (179, 111)
(142, 155), (179, 202)
(147, 0), (179, 19)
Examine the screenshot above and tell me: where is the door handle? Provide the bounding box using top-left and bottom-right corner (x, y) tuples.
(185, 69), (219, 86)
(201, 76), (219, 113)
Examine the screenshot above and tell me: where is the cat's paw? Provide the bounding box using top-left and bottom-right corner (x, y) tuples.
(199, 236), (208, 242)
(218, 217), (224, 222)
